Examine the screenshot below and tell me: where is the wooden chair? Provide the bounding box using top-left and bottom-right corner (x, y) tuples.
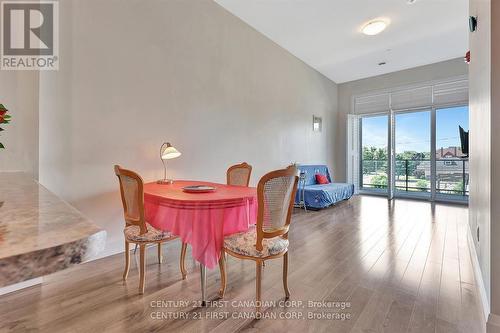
(218, 165), (299, 312)
(114, 165), (187, 294)
(227, 162), (252, 187)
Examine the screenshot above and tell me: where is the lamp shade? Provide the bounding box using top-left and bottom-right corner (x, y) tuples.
(161, 143), (181, 160)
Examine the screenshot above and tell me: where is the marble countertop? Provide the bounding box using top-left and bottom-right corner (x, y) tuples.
(0, 173), (106, 287)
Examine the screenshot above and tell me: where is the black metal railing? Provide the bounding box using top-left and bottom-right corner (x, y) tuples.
(361, 158), (469, 196)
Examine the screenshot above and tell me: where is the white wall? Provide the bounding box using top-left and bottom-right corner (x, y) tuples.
(470, 0), (500, 331)
(466, 1), (500, 331)
(0, 72), (39, 177)
(336, 58), (468, 182)
(491, 1), (500, 329)
(469, 0), (492, 321)
(38, 0), (339, 257)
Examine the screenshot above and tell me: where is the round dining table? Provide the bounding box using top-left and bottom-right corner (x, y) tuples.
(143, 180), (257, 304)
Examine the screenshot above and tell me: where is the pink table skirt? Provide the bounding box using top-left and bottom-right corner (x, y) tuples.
(144, 181), (258, 269)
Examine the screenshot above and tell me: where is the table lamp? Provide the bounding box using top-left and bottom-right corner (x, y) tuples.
(157, 142), (181, 184)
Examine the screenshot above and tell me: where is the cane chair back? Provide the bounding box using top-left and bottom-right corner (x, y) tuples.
(256, 165), (299, 251)
(114, 165), (147, 234)
(227, 162), (252, 187)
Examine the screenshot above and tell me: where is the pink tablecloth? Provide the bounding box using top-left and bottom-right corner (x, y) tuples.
(144, 181), (257, 269)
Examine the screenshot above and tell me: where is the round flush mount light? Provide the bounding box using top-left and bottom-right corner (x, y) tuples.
(362, 20), (388, 36)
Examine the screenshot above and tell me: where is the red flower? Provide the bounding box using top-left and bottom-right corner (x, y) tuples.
(0, 104), (7, 149)
(0, 108), (9, 123)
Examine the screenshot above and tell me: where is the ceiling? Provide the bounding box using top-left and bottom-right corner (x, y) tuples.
(215, 0), (469, 83)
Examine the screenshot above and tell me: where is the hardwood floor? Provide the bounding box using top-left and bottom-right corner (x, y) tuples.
(0, 195), (485, 333)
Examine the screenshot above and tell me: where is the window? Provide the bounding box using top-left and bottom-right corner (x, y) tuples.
(352, 78), (469, 202)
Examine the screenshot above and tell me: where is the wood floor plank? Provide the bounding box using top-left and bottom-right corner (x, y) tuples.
(437, 209), (463, 325)
(0, 196), (485, 333)
(352, 207), (434, 332)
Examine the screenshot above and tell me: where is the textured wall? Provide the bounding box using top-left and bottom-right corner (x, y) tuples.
(0, 72), (38, 177)
(38, 0), (339, 256)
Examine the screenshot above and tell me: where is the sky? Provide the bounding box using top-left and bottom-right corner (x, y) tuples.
(362, 106), (469, 153)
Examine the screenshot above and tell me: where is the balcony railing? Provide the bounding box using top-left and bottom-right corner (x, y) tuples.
(361, 158), (469, 196)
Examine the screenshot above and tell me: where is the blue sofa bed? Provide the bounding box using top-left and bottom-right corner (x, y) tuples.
(295, 165), (354, 210)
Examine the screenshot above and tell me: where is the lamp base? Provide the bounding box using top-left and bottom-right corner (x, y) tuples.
(157, 179), (174, 185)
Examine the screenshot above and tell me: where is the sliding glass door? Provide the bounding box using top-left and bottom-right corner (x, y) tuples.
(394, 110), (431, 198)
(360, 115), (388, 194)
(358, 105), (468, 202)
(435, 106), (469, 200)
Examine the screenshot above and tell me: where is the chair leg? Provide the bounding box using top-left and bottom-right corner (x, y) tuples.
(139, 244), (146, 294)
(283, 252), (290, 299)
(123, 241), (130, 281)
(157, 243), (163, 264)
(133, 243), (138, 254)
(256, 260), (263, 314)
(180, 242), (187, 280)
(218, 250), (227, 298)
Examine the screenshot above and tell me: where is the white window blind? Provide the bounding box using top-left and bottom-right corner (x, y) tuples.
(433, 80), (468, 107)
(354, 94), (390, 114)
(391, 86), (433, 111)
(353, 79), (468, 114)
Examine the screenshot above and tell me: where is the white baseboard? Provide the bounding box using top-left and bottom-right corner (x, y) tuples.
(0, 277), (43, 296)
(467, 229), (490, 323)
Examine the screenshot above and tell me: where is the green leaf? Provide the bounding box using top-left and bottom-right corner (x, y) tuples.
(0, 104), (5, 109)
(3, 115), (11, 119)
(0, 143), (4, 149)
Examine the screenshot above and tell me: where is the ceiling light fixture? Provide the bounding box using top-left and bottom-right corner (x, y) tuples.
(362, 20), (388, 36)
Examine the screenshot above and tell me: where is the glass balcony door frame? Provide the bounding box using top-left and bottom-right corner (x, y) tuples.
(358, 112), (390, 196)
(358, 103), (468, 204)
(433, 104), (469, 203)
(390, 107), (434, 201)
